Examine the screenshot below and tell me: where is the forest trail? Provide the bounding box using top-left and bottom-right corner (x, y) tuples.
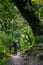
(9, 52), (43, 65)
(10, 52), (25, 65)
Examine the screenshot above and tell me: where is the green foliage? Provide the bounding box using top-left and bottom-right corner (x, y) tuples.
(0, 31), (13, 58)
(0, 0), (15, 20)
(0, 0), (43, 65)
(0, 0), (19, 31)
(19, 25), (35, 51)
(0, 58), (10, 65)
(32, 0), (43, 19)
(27, 35), (43, 56)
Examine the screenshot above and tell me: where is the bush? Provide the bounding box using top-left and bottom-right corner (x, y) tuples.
(28, 35), (43, 56)
(0, 31), (13, 58)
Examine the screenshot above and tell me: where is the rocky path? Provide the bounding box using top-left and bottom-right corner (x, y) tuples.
(10, 52), (24, 65)
(9, 52), (43, 65)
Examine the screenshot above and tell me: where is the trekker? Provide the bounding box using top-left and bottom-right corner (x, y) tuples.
(13, 40), (18, 54)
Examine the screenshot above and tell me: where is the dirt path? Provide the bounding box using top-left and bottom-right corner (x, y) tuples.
(9, 52), (43, 65)
(10, 52), (25, 65)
